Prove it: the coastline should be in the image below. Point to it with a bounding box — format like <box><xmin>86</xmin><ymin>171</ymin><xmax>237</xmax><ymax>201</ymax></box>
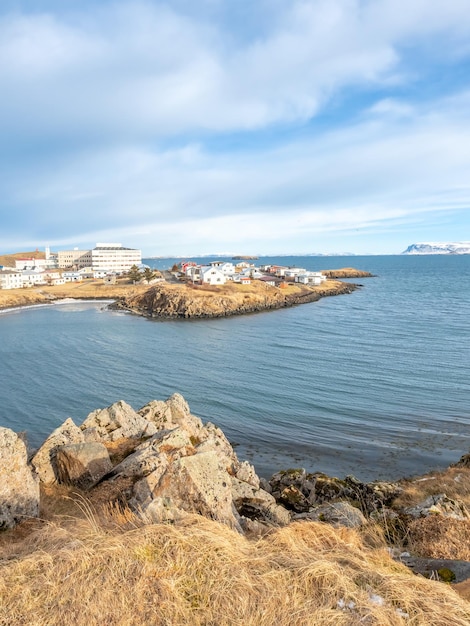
<box><xmin>110</xmin><ymin>279</ymin><xmax>359</xmax><ymax>320</ymax></box>
<box><xmin>0</xmin><ymin>269</ymin><xmax>369</xmax><ymax>318</ymax></box>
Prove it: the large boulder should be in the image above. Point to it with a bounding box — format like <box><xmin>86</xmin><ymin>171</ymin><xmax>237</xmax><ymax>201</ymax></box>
<box><xmin>131</xmin><ymin>450</ymin><xmax>240</xmax><ymax>529</ymax></box>
<box><xmin>81</xmin><ymin>400</ymin><xmax>157</xmax><ymax>441</ymax></box>
<box><xmin>0</xmin><ymin>428</ymin><xmax>39</xmax><ymax>529</ymax></box>
<box><xmin>31</xmin><ymin>418</ymin><xmax>84</xmax><ymax>484</ymax></box>
<box><xmin>55</xmin><ymin>442</ymin><xmax>113</xmax><ymax>489</ymax></box>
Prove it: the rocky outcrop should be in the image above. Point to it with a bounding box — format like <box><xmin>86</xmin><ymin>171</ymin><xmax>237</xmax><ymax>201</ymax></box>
<box><xmin>322</xmin><ymin>268</ymin><xmax>374</xmax><ymax>278</ymax></box>
<box><xmin>403</xmin><ymin>494</ymin><xmax>470</xmax><ymax>520</ymax></box>
<box><xmin>81</xmin><ymin>400</ymin><xmax>157</xmax><ymax>441</ymax></box>
<box><xmin>22</xmin><ymin>393</ymin><xmax>292</xmax><ymax>533</ymax></box>
<box><xmin>111</xmin><ymin>279</ymin><xmax>358</xmax><ymax>320</ymax></box>
<box><xmin>31</xmin><ymin>417</ymin><xmax>85</xmax><ymax>484</ymax></box>
<box><xmin>55</xmin><ymin>442</ymin><xmax>113</xmax><ymax>489</ymax></box>
<box><xmin>132</xmin><ymin>451</ymin><xmax>238</xmax><ymax>528</ymax></box>
<box><xmin>268</xmin><ymin>468</ymin><xmax>401</xmax><ymax>523</ymax></box>
<box><xmin>294</xmin><ymin>501</ymin><xmax>367</xmax><ymax>528</ymax></box>
<box><xmin>0</xmin><ymin>428</ymin><xmax>39</xmax><ymax>529</ymax></box>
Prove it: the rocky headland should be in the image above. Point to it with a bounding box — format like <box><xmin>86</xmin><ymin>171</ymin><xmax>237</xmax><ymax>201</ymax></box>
<box><xmin>2</xmin><ymin>393</ymin><xmax>470</xmax><ymax>623</ymax></box>
<box><xmin>111</xmin><ymin>278</ymin><xmax>358</xmax><ymax>319</ymax></box>
<box><xmin>0</xmin><ymin>268</ymin><xmax>371</xmax><ymax>317</ymax></box>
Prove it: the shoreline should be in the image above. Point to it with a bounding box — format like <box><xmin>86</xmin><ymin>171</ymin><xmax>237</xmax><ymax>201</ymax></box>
<box><xmin>110</xmin><ymin>279</ymin><xmax>359</xmax><ymax>320</ymax></box>
<box><xmin>0</xmin><ymin>267</ymin><xmax>372</xmax><ymax>316</ymax></box>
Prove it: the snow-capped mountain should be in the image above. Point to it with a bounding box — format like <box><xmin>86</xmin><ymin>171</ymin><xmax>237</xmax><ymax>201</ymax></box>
<box><xmin>402</xmin><ymin>242</ymin><xmax>470</xmax><ymax>255</ymax></box>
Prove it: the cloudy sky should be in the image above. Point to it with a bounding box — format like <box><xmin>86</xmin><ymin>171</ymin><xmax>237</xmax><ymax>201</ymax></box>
<box><xmin>1</xmin><ymin>0</ymin><xmax>470</xmax><ymax>256</ymax></box>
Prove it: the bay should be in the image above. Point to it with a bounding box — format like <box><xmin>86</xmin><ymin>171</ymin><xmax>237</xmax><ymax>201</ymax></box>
<box><xmin>0</xmin><ymin>254</ymin><xmax>469</xmax><ymax>481</ymax></box>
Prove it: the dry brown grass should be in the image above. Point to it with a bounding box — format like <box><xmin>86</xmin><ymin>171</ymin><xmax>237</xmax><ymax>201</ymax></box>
<box><xmin>0</xmin><ymin>281</ymin><xmax>150</xmax><ymax>310</ymax></box>
<box><xmin>385</xmin><ymin>467</ymin><xmax>470</xmax><ymax>561</ymax></box>
<box><xmin>406</xmin><ymin>517</ymin><xmax>470</xmax><ymax>561</ymax></box>
<box><xmin>1</xmin><ymin>501</ymin><xmax>470</xmax><ymax>626</ymax></box>
<box><xmin>395</xmin><ymin>467</ymin><xmax>470</xmax><ymax>510</ymax></box>
<box><xmin>0</xmin><ymin>250</ymin><xmax>45</xmax><ymax>267</ymax></box>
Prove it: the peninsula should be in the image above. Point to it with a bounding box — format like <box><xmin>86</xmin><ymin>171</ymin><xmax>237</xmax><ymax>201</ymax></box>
<box><xmin>0</xmin><ymin>276</ymin><xmax>359</xmax><ymax>318</ymax></box>
<box><xmin>0</xmin><ymin>251</ymin><xmax>373</xmax><ymax>317</ymax></box>
<box><xmin>111</xmin><ymin>278</ymin><xmax>358</xmax><ymax>319</ymax></box>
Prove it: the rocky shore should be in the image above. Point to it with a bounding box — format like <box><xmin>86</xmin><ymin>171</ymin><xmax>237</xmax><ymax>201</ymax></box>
<box><xmin>2</xmin><ymin>393</ymin><xmax>470</xmax><ymax>587</ymax></box>
<box><xmin>3</xmin><ymin>393</ymin><xmax>470</xmax><ymax>623</ymax></box>
<box><xmin>111</xmin><ymin>279</ymin><xmax>358</xmax><ymax>319</ymax></box>
<box><xmin>0</xmin><ymin>268</ymin><xmax>370</xmax><ymax>317</ymax></box>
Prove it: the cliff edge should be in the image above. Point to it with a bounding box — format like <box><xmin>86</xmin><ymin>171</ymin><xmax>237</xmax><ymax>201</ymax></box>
<box><xmin>111</xmin><ymin>279</ymin><xmax>357</xmax><ymax>319</ymax></box>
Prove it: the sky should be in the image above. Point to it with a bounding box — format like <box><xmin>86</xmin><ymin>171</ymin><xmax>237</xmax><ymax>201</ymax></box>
<box><xmin>1</xmin><ymin>0</ymin><xmax>470</xmax><ymax>256</ymax></box>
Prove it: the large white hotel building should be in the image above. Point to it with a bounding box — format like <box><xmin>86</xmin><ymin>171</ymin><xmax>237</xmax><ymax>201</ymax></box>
<box><xmin>57</xmin><ymin>243</ymin><xmax>142</xmax><ymax>273</ymax></box>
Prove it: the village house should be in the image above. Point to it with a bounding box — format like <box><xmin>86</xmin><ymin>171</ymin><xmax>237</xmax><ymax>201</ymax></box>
<box><xmin>43</xmin><ymin>271</ymin><xmax>66</xmax><ymax>286</ymax></box>
<box><xmin>21</xmin><ymin>269</ymin><xmax>47</xmax><ymax>287</ymax></box>
<box><xmin>232</xmin><ymin>275</ymin><xmax>251</xmax><ymax>285</ymax></box>
<box><xmin>295</xmin><ymin>272</ymin><xmax>326</xmax><ymax>285</ymax></box>
<box><xmin>257</xmin><ymin>275</ymin><xmax>282</xmax><ymax>287</ymax></box>
<box><xmin>62</xmin><ymin>271</ymin><xmax>83</xmax><ymax>282</ymax></box>
<box><xmin>267</xmin><ymin>265</ymin><xmax>289</xmax><ymax>277</ymax></box>
<box><xmin>15</xmin><ymin>258</ymin><xmax>48</xmax><ymax>271</ymax></box>
<box><xmin>0</xmin><ymin>269</ymin><xmax>23</xmax><ymax>290</ymax></box>
<box><xmin>284</xmin><ymin>267</ymin><xmax>306</xmax><ymax>279</ymax></box>
<box><xmin>185</xmin><ymin>265</ymin><xmax>201</xmax><ymax>282</ymax></box>
<box><xmin>209</xmin><ymin>261</ymin><xmax>235</xmax><ymax>276</ymax></box>
<box><xmin>200</xmin><ymin>266</ymin><xmax>227</xmax><ymax>285</ymax></box>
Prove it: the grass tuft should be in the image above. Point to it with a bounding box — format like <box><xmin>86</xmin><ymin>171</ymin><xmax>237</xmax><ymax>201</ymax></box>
<box><xmin>1</xmin><ymin>501</ymin><xmax>470</xmax><ymax>625</ymax></box>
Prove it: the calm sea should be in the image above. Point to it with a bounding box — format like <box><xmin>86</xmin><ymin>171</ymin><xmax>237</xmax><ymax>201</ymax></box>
<box><xmin>0</xmin><ymin>255</ymin><xmax>469</xmax><ymax>481</ymax></box>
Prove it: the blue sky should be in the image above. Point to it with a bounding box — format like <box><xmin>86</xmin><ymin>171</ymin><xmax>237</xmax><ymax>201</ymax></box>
<box><xmin>1</xmin><ymin>0</ymin><xmax>469</xmax><ymax>256</ymax></box>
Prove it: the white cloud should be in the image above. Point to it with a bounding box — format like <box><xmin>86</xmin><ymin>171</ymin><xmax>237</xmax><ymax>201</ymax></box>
<box><xmin>1</xmin><ymin>0</ymin><xmax>469</xmax><ymax>139</ymax></box>
<box><xmin>1</xmin><ymin>1</ymin><xmax>470</xmax><ymax>254</ymax></box>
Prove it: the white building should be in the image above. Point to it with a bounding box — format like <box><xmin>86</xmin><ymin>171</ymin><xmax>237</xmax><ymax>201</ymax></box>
<box><xmin>200</xmin><ymin>266</ymin><xmax>227</xmax><ymax>285</ymax></box>
<box><xmin>57</xmin><ymin>248</ymin><xmax>92</xmax><ymax>269</ymax></box>
<box><xmin>209</xmin><ymin>261</ymin><xmax>236</xmax><ymax>276</ymax></box>
<box><xmin>284</xmin><ymin>268</ymin><xmax>306</xmax><ymax>278</ymax></box>
<box><xmin>21</xmin><ymin>270</ymin><xmax>47</xmax><ymax>287</ymax></box>
<box><xmin>15</xmin><ymin>258</ymin><xmax>48</xmax><ymax>271</ymax></box>
<box><xmin>62</xmin><ymin>271</ymin><xmax>83</xmax><ymax>282</ymax></box>
<box><xmin>91</xmin><ymin>243</ymin><xmax>142</xmax><ymax>273</ymax></box>
<box><xmin>0</xmin><ymin>270</ymin><xmax>23</xmax><ymax>290</ymax></box>
<box><xmin>295</xmin><ymin>272</ymin><xmax>326</xmax><ymax>285</ymax></box>
<box><xmin>57</xmin><ymin>243</ymin><xmax>141</xmax><ymax>273</ymax></box>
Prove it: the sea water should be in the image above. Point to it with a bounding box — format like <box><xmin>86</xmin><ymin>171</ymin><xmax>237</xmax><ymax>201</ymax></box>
<box><xmin>0</xmin><ymin>255</ymin><xmax>469</xmax><ymax>481</ymax></box>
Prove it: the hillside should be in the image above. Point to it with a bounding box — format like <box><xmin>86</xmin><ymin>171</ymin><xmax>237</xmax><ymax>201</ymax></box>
<box><xmin>0</xmin><ymin>250</ymin><xmax>46</xmax><ymax>267</ymax></box>
<box><xmin>0</xmin><ymin>280</ymin><xmax>152</xmax><ymax>310</ymax></box>
<box><xmin>112</xmin><ymin>279</ymin><xmax>357</xmax><ymax>319</ymax></box>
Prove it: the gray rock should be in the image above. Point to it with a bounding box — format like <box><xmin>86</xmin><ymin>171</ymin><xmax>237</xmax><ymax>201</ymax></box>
<box><xmin>81</xmin><ymin>400</ymin><xmax>157</xmax><ymax>441</ymax></box>
<box><xmin>404</xmin><ymin>494</ymin><xmax>470</xmax><ymax>520</ymax></box>
<box><xmin>0</xmin><ymin>428</ymin><xmax>39</xmax><ymax>529</ymax></box>
<box><xmin>138</xmin><ymin>393</ymin><xmax>203</xmax><ymax>438</ymax></box>
<box><xmin>31</xmin><ymin>418</ymin><xmax>85</xmax><ymax>484</ymax></box>
<box><xmin>399</xmin><ymin>555</ymin><xmax>470</xmax><ymax>583</ymax></box>
<box><xmin>55</xmin><ymin>442</ymin><xmax>113</xmax><ymax>489</ymax></box>
<box><xmin>232</xmin><ymin>477</ymin><xmax>291</xmax><ymax>526</ymax></box>
<box><xmin>110</xmin><ymin>428</ymin><xmax>194</xmax><ymax>478</ymax></box>
<box><xmin>131</xmin><ymin>450</ymin><xmax>240</xmax><ymax>529</ymax></box>
<box><xmin>235</xmin><ymin>460</ymin><xmax>260</xmax><ymax>489</ymax></box>
<box><xmin>196</xmin><ymin>422</ymin><xmax>238</xmax><ymax>471</ymax></box>
<box><xmin>294</xmin><ymin>501</ymin><xmax>367</xmax><ymax>528</ymax></box>
<box><xmin>278</xmin><ymin>485</ymin><xmax>310</xmax><ymax>512</ymax></box>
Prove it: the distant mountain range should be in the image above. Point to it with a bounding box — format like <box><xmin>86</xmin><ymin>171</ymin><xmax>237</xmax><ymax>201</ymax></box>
<box><xmin>402</xmin><ymin>242</ymin><xmax>470</xmax><ymax>255</ymax></box>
